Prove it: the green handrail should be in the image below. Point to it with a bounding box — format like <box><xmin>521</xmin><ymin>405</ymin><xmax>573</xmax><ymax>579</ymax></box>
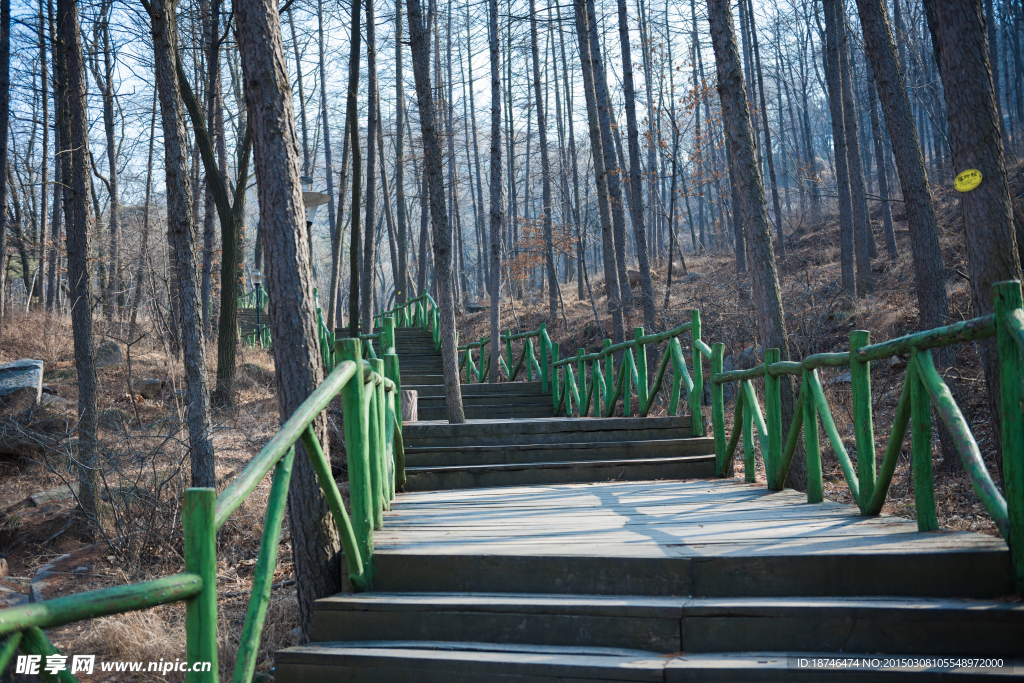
<box><xmin>706</xmin><ymin>281</ymin><xmax>1024</xmax><ymax>593</ymax></box>
<box><xmin>0</xmin><ymin>327</ymin><xmax>407</xmax><ymax>682</ymax></box>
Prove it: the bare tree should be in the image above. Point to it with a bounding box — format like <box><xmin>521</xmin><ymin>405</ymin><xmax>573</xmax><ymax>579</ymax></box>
<box><xmin>924</xmin><ymin>0</ymin><xmax>1022</xmax><ymax>459</ymax></box>
<box><xmin>487</xmin><ymin>0</ymin><xmax>502</xmax><ymax>383</ymax></box>
<box><xmin>706</xmin><ymin>0</ymin><xmax>798</xmax><ymax>487</ymax></box>
<box><xmin>57</xmin><ymin>0</ymin><xmax>101</xmax><ymax>521</ymax></box>
<box><xmin>236</xmin><ymin>0</ymin><xmax>342</xmax><ymax>637</ymax></box>
<box><xmin>406</xmin><ymin>0</ymin><xmax>465</xmax><ymax>422</ymax></box>
<box><xmin>145</xmin><ymin>0</ymin><xmax>216</xmax><ymax>488</ymax></box>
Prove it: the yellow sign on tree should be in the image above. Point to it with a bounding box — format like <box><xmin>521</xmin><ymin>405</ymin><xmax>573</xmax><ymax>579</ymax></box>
<box><xmin>954</xmin><ymin>169</ymin><xmax>983</xmax><ymax>192</ymax></box>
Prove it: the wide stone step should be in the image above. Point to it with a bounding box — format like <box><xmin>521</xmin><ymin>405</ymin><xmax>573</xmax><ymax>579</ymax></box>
<box><xmin>416</xmin><ymin>393</ymin><xmax>550</xmax><ymax>408</ymax></box>
<box><xmin>404</xmin><ymin>455</ymin><xmax>714</xmax><ymax>490</ymax></box>
<box><xmin>276</xmin><ymin>643</ymin><xmax>1020</xmax><ymax>682</ymax></box>
<box><xmin>403</xmin><ymin>416</ymin><xmax>697</xmax><ymax>448</ymax></box>
<box><xmin>417</xmin><ymin>405</ymin><xmax>553</xmax><ymax>422</ymax></box>
<box><xmin>404</xmin><ymin>437</ymin><xmax>717</xmax><ymax>468</ymax></box>
<box><xmin>307</xmin><ymin>593</ymin><xmax>1024</xmax><ymax>657</ymax></box>
<box><xmin>401</xmin><ymin>374</ymin><xmax>445</xmax><ymax>386</ymax></box>
<box><xmin>407</xmin><ymin>382</ymin><xmax>544</xmax><ymax>398</ymax></box>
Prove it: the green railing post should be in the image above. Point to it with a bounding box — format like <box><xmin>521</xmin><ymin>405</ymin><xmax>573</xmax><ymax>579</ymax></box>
<box><xmin>690</xmin><ymin>310</ymin><xmax>705</xmax><ymax>435</ymax></box>
<box><xmin>909</xmin><ymin>355</ymin><xmax>939</xmax><ymax>531</ymax></box>
<box><xmin>551</xmin><ymin>343</ymin><xmax>560</xmax><ymax>415</ymax></box>
<box><xmin>337</xmin><ymin>339</ymin><xmax>373</xmax><ymax>562</ymax></box>
<box><xmin>539</xmin><ymin>324</ymin><xmax>549</xmax><ymax>392</ymax></box>
<box><xmin>742</xmin><ymin>382</ymin><xmax>755</xmax><ymax>483</ymax></box>
<box><xmin>526</xmin><ymin>337</ymin><xmax>535</xmax><ymax>382</ymax></box>
<box><xmin>504</xmin><ymin>330</ymin><xmax>513</xmax><ymax>380</ymax></box>
<box><xmin>634</xmin><ymin>327</ymin><xmax>648</xmax><ymax>414</ymax></box>
<box><xmin>184</xmin><ymin>488</ymin><xmax>218</xmax><ymax>683</ymax></box>
<box><xmin>577</xmin><ymin>349</ymin><xmax>587</xmax><ymax>417</ymax></box>
<box><xmin>385</xmin><ymin>349</ymin><xmax>402</xmax><ymax>427</ymax></box>
<box><xmin>370</xmin><ymin>358</ymin><xmax>387</xmax><ymax>526</ymax></box>
<box><xmin>764</xmin><ymin>348</ymin><xmax>782</xmax><ymax>489</ymax></box>
<box><xmin>382</xmin><ymin>316</ymin><xmax>396</xmax><ymax>353</ymax></box>
<box><xmin>804</xmin><ymin>369</ymin><xmax>823</xmax><ymax>503</ymax></box>
<box><xmin>993</xmin><ymin>280</ymin><xmax>1024</xmax><ymax>592</ymax></box>
<box><xmin>850</xmin><ymin>330</ymin><xmax>876</xmax><ymax>507</ymax></box>
<box><xmin>479</xmin><ymin>336</ymin><xmax>487</xmax><ymax>381</ymax></box>
<box><xmin>712</xmin><ymin>343</ymin><xmax>726</xmax><ymax>475</ymax></box>
<box><xmin>602</xmin><ymin>339</ymin><xmax>613</xmax><ymax>409</ymax></box>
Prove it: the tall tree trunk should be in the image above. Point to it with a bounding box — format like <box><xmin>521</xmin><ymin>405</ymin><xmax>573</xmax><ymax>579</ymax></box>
<box><xmin>573</xmin><ymin>0</ymin><xmax>624</xmax><ymax>344</ymax></box>
<box><xmin>856</xmin><ymin>0</ymin><xmax>948</xmax><ymax>332</ymax></box>
<box><xmin>707</xmin><ymin>0</ymin><xmax>798</xmax><ymax>488</ymax></box>
<box><xmin>487</xmin><ymin>0</ymin><xmax>502</xmax><ymax>383</ymax></box>
<box><xmin>617</xmin><ymin>0</ymin><xmax>656</xmax><ymax>333</ymax></box>
<box><xmin>837</xmin><ymin>4</ymin><xmax>874</xmax><ymax>291</ymax></box>
<box><xmin>236</xmin><ymin>0</ymin><xmax>342</xmax><ymax>638</ymax></box>
<box><xmin>57</xmin><ymin>0</ymin><xmax>101</xmax><ymax>522</ymax></box>
<box><xmin>148</xmin><ymin>0</ymin><xmax>216</xmax><ymax>489</ymax></box>
<box><xmin>131</xmin><ymin>90</ymin><xmax>158</xmax><ymax>335</ymax></box>
<box><xmin>749</xmin><ymin>4</ymin><xmax>785</xmax><ymax>260</ymax></box>
<box><xmin>529</xmin><ymin>0</ymin><xmax>558</xmax><ymax>320</ymax></box>
<box><xmin>318</xmin><ymin>0</ymin><xmax>336</xmax><ymax>296</ymax></box>
<box><xmin>407</xmin><ymin>0</ymin><xmax>465</xmax><ymax>422</ymax></box>
<box><xmin>865</xmin><ymin>58</ymin><xmax>898</xmax><ymax>259</ymax></box>
<box><xmin>395</xmin><ymin>0</ymin><xmax>408</xmax><ymax>305</ymax></box>
<box><xmin>45</xmin><ymin>0</ymin><xmax>59</xmax><ymax>313</ymax></box>
<box><xmin>360</xmin><ymin>0</ymin><xmax>379</xmax><ymax>334</ymax></box>
<box><xmin>924</xmin><ymin>0</ymin><xmax>1022</xmax><ymax>462</ymax></box>
<box><xmin>823</xmin><ymin>0</ymin><xmax>857</xmax><ymax>297</ymax></box>
<box><xmin>585</xmin><ymin>0</ymin><xmax>631</xmax><ymax>325</ymax></box>
<box><xmin>344</xmin><ymin>0</ymin><xmax>362</xmax><ymax>336</ymax></box>
<box><xmin>36</xmin><ymin>0</ymin><xmax>48</xmax><ymax>310</ymax></box>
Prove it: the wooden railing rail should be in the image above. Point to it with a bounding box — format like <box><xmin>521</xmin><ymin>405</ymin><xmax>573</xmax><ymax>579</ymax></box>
<box><xmin>0</xmin><ymin>327</ymin><xmax>407</xmax><ymax>682</ymax></box>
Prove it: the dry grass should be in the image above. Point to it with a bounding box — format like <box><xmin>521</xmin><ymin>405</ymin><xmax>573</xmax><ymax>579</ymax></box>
<box><xmin>0</xmin><ymin>312</ymin><xmax>294</xmax><ymax>680</ymax></box>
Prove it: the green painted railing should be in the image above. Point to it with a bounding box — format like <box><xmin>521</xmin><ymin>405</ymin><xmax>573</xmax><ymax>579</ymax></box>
<box><xmin>706</xmin><ymin>281</ymin><xmax>1024</xmax><ymax>592</ymax></box>
<box><xmin>0</xmin><ymin>331</ymin><xmax>407</xmax><ymax>682</ymax></box>
<box><xmin>392</xmin><ymin>281</ymin><xmax>1024</xmax><ymax>593</ymax></box>
<box><xmin>237</xmin><ymin>288</ymin><xmax>267</xmax><ymax>311</ymax></box>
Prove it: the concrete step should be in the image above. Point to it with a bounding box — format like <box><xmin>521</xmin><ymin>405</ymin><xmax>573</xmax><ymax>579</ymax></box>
<box><xmin>404</xmin><ymin>437</ymin><xmax>717</xmax><ymax>468</ymax></box>
<box><xmin>401</xmin><ymin>374</ymin><xmax>445</xmax><ymax>386</ymax></box>
<box><xmin>407</xmin><ymin>382</ymin><xmax>544</xmax><ymax>398</ymax></box>
<box><xmin>416</xmin><ymin>394</ymin><xmax>550</xmax><ymax>408</ymax></box>
<box><xmin>417</xmin><ymin>405</ymin><xmax>553</xmax><ymax>422</ymax></box>
<box><xmin>307</xmin><ymin>593</ymin><xmax>1024</xmax><ymax>657</ymax></box>
<box><xmin>403</xmin><ymin>416</ymin><xmax>697</xmax><ymax>448</ymax></box>
<box><xmin>365</xmin><ymin>547</ymin><xmax>1013</xmax><ymax>598</ymax></box>
<box><xmin>404</xmin><ymin>454</ymin><xmax>715</xmax><ymax>490</ymax></box>
<box><xmin>276</xmin><ymin>643</ymin><xmax>1021</xmax><ymax>682</ymax></box>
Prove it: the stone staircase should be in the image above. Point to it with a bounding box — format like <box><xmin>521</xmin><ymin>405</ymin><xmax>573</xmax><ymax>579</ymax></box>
<box><xmin>386</xmin><ymin>326</ymin><xmax>553</xmax><ymax>420</ymax></box>
<box><xmin>237</xmin><ymin>307</ymin><xmax>266</xmax><ymax>341</ymax></box>
<box><xmin>275</xmin><ymin>326</ymin><xmax>1023</xmax><ymax>681</ymax></box>
<box><xmin>402</xmin><ymin>416</ymin><xmax>715</xmax><ymax>490</ymax></box>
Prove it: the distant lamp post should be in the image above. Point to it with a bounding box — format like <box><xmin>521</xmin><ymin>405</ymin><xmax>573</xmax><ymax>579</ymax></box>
<box><xmin>301</xmin><ymin>175</ymin><xmax>330</xmax><ymax>227</ymax></box>
<box><xmin>300</xmin><ymin>175</ymin><xmax>330</xmax><ymax>278</ymax></box>
<box><xmin>249</xmin><ymin>269</ymin><xmax>266</xmax><ymax>347</ymax></box>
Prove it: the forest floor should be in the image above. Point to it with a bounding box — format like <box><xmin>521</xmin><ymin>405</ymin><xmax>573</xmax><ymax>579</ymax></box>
<box><xmin>0</xmin><ymin>165</ymin><xmax>1020</xmax><ymax>681</ymax></box>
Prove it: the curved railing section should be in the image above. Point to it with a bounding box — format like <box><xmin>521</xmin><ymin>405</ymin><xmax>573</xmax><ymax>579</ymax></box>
<box><xmin>0</xmin><ymin>333</ymin><xmax>406</xmax><ymax>682</ymax></box>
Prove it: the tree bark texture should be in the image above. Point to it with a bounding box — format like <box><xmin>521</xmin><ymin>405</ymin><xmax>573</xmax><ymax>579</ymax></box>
<box><xmin>856</xmin><ymin>0</ymin><xmax>948</xmax><ymax>332</ymax></box>
<box><xmin>924</xmin><ymin>0</ymin><xmax>1022</xmax><ymax>459</ymax></box>
<box><xmin>57</xmin><ymin>0</ymin><xmax>101</xmax><ymax>522</ymax></box>
<box><xmin>706</xmin><ymin>0</ymin><xmax>798</xmax><ymax>488</ymax></box>
<box><xmin>407</xmin><ymin>0</ymin><xmax>465</xmax><ymax>422</ymax></box>
<box><xmin>236</xmin><ymin>0</ymin><xmax>342</xmax><ymax>637</ymax></box>
<box><xmin>148</xmin><ymin>0</ymin><xmax>216</xmax><ymax>489</ymax></box>
<box><xmin>488</xmin><ymin>0</ymin><xmax>502</xmax><ymax>383</ymax></box>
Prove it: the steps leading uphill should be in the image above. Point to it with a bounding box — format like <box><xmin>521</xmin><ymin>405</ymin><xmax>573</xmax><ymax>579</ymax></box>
<box><xmin>277</xmin><ymin>326</ymin><xmax>1023</xmax><ymax>681</ymax></box>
